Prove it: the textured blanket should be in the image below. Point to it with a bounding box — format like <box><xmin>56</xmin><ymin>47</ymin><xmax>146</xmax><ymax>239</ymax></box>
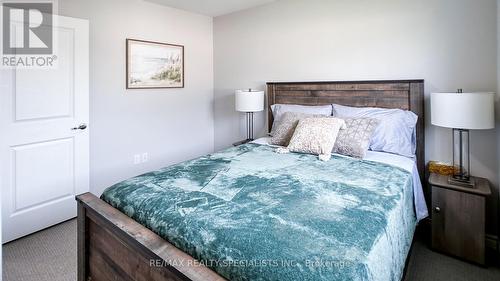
<box><xmin>101</xmin><ymin>144</ymin><xmax>416</xmax><ymax>281</ymax></box>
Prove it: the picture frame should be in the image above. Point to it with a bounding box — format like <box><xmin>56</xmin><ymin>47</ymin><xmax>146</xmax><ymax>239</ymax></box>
<box><xmin>126</xmin><ymin>39</ymin><xmax>184</xmax><ymax>89</ymax></box>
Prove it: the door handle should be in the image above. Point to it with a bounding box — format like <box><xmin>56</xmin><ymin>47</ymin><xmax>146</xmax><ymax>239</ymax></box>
<box><xmin>71</xmin><ymin>123</ymin><xmax>87</xmax><ymax>131</ymax></box>
<box><xmin>434</xmin><ymin>206</ymin><xmax>441</xmax><ymax>213</ymax></box>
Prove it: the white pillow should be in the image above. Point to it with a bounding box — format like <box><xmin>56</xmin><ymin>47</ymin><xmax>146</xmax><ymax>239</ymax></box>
<box><xmin>287</xmin><ymin>117</ymin><xmax>346</xmax><ymax>161</ymax></box>
<box><xmin>271</xmin><ymin>104</ymin><xmax>332</xmax><ymax>122</ymax></box>
<box><xmin>332</xmin><ymin>104</ymin><xmax>418</xmax><ymax>157</ymax></box>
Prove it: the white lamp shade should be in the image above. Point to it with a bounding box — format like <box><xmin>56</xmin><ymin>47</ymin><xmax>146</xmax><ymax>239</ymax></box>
<box><xmin>431</xmin><ymin>92</ymin><xmax>495</xmax><ymax>130</ymax></box>
<box><xmin>235</xmin><ymin>90</ymin><xmax>264</xmax><ymax>112</ymax></box>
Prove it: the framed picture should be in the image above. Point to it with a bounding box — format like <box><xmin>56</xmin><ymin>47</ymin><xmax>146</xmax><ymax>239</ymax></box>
<box><xmin>126</xmin><ymin>39</ymin><xmax>184</xmax><ymax>89</ymax></box>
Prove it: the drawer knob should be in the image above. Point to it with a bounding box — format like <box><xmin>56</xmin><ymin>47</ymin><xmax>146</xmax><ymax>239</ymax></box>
<box><xmin>434</xmin><ymin>206</ymin><xmax>441</xmax><ymax>213</ymax></box>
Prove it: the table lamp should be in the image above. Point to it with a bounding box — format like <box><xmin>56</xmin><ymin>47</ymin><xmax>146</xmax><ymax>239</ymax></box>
<box><xmin>235</xmin><ymin>89</ymin><xmax>264</xmax><ymax>143</ymax></box>
<box><xmin>431</xmin><ymin>90</ymin><xmax>495</xmax><ymax>187</ymax></box>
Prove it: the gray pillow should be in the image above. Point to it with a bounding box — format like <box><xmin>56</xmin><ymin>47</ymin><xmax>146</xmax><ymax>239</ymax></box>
<box><xmin>332</xmin><ymin>118</ymin><xmax>380</xmax><ymax>159</ymax></box>
<box><xmin>270</xmin><ymin>112</ymin><xmax>321</xmax><ymax>146</ymax></box>
<box><xmin>271</xmin><ymin>104</ymin><xmax>332</xmax><ymax>123</ymax></box>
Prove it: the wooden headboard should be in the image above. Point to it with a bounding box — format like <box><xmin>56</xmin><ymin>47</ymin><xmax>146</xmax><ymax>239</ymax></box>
<box><xmin>267</xmin><ymin>80</ymin><xmax>425</xmax><ymax>181</ymax></box>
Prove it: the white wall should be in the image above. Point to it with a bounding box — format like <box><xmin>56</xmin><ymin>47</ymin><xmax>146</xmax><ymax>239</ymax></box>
<box><xmin>0</xmin><ymin>191</ymin><xmax>2</xmax><ymax>281</ymax></box>
<box><xmin>58</xmin><ymin>0</ymin><xmax>214</xmax><ymax>195</ymax></box>
<box><xmin>497</xmin><ymin>0</ymin><xmax>500</xmax><ymax>243</ymax></box>
<box><xmin>214</xmin><ymin>0</ymin><xmax>499</xmax><ymax>234</ymax></box>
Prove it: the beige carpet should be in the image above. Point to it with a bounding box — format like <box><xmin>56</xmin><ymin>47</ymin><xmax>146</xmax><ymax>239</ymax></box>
<box><xmin>2</xmin><ymin>219</ymin><xmax>500</xmax><ymax>281</ymax></box>
<box><xmin>3</xmin><ymin>220</ymin><xmax>76</xmax><ymax>281</ymax></box>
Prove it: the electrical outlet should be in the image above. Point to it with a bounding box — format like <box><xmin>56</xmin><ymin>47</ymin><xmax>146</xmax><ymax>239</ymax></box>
<box><xmin>133</xmin><ymin>154</ymin><xmax>141</xmax><ymax>164</ymax></box>
<box><xmin>141</xmin><ymin>153</ymin><xmax>149</xmax><ymax>163</ymax></box>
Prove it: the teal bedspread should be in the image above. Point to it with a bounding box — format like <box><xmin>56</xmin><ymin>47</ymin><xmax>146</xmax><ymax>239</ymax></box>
<box><xmin>101</xmin><ymin>144</ymin><xmax>416</xmax><ymax>281</ymax></box>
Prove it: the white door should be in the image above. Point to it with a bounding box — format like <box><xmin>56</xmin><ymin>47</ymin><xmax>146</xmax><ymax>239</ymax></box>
<box><xmin>0</xmin><ymin>16</ymin><xmax>89</xmax><ymax>243</ymax></box>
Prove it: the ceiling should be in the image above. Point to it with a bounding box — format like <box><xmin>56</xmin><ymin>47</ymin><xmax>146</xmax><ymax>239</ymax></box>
<box><xmin>144</xmin><ymin>0</ymin><xmax>276</xmax><ymax>17</ymax></box>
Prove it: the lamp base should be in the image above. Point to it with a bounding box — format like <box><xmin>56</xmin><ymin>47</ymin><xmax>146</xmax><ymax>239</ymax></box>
<box><xmin>448</xmin><ymin>175</ymin><xmax>475</xmax><ymax>188</ymax></box>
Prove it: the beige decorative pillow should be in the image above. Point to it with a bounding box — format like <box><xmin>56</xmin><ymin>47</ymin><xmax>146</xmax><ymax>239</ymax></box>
<box><xmin>287</xmin><ymin>117</ymin><xmax>346</xmax><ymax>161</ymax></box>
<box><xmin>333</xmin><ymin>118</ymin><xmax>380</xmax><ymax>159</ymax></box>
<box><xmin>270</xmin><ymin>112</ymin><xmax>323</xmax><ymax>146</ymax></box>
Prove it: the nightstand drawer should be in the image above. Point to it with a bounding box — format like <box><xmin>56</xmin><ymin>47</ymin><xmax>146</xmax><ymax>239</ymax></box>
<box><xmin>431</xmin><ymin>186</ymin><xmax>485</xmax><ymax>264</ymax></box>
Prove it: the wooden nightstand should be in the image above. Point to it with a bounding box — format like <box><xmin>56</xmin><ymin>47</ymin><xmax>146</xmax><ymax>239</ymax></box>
<box><xmin>430</xmin><ymin>173</ymin><xmax>491</xmax><ymax>265</ymax></box>
<box><xmin>232</xmin><ymin>139</ymin><xmax>252</xmax><ymax>146</ymax></box>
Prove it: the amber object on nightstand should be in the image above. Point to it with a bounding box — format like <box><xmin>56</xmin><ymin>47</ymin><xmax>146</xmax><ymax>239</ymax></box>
<box><xmin>428</xmin><ymin>161</ymin><xmax>460</xmax><ymax>176</ymax></box>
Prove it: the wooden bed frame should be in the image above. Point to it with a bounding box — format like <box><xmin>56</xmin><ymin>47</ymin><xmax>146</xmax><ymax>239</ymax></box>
<box><xmin>77</xmin><ymin>80</ymin><xmax>425</xmax><ymax>281</ymax></box>
<box><xmin>267</xmin><ymin>80</ymin><xmax>425</xmax><ymax>182</ymax></box>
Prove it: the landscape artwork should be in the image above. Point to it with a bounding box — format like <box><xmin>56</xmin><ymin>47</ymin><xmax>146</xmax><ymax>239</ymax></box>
<box><xmin>126</xmin><ymin>39</ymin><xmax>184</xmax><ymax>89</ymax></box>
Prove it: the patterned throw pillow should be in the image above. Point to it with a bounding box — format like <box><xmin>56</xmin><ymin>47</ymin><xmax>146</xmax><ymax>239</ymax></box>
<box><xmin>332</xmin><ymin>118</ymin><xmax>380</xmax><ymax>159</ymax></box>
<box><xmin>270</xmin><ymin>112</ymin><xmax>322</xmax><ymax>146</ymax></box>
<box><xmin>287</xmin><ymin>117</ymin><xmax>346</xmax><ymax>161</ymax></box>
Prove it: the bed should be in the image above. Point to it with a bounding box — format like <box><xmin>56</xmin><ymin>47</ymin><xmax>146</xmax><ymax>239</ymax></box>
<box><xmin>76</xmin><ymin>80</ymin><xmax>426</xmax><ymax>281</ymax></box>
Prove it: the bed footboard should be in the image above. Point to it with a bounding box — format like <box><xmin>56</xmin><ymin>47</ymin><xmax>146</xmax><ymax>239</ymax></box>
<box><xmin>76</xmin><ymin>192</ymin><xmax>225</xmax><ymax>281</ymax></box>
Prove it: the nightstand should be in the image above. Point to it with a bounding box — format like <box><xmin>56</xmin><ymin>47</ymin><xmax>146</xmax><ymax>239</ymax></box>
<box><xmin>430</xmin><ymin>173</ymin><xmax>491</xmax><ymax>265</ymax></box>
<box><xmin>232</xmin><ymin>139</ymin><xmax>252</xmax><ymax>146</ymax></box>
